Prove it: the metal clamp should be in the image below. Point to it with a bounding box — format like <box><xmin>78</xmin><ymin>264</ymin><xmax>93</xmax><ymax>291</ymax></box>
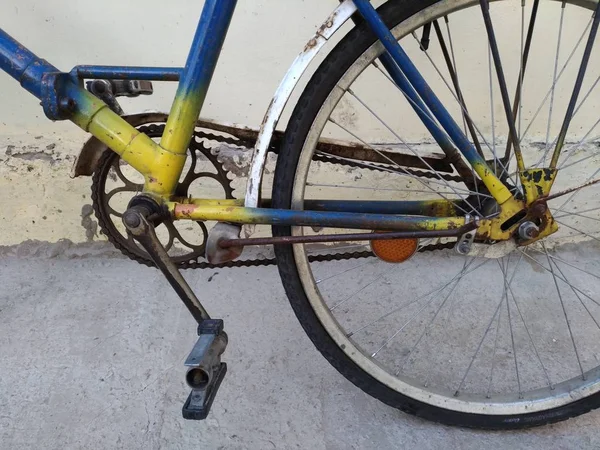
<box><xmin>86</xmin><ymin>79</ymin><xmax>154</xmax><ymax>114</ymax></box>
<box><xmin>455</xmin><ymin>215</ymin><xmax>477</xmax><ymax>255</ymax></box>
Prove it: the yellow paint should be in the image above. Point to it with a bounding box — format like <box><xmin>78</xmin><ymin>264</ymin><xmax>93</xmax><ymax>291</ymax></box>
<box><xmin>475</xmin><ymin>196</ymin><xmax>526</xmax><ymax>241</ymax></box>
<box><xmin>69</xmin><ymin>87</ymin><xmax>187</xmax><ymax>197</ymax></box>
<box><xmin>161</xmin><ymin>95</ymin><xmax>202</xmax><ymax>156</ymax></box>
<box><xmin>167</xmin><ymin>201</ymin><xmax>466</xmax><ymax>231</ymax></box>
<box><xmin>172</xmin><ymin>198</ymin><xmax>246</xmax><ymax>207</ymax></box>
<box><xmin>520</xmin><ymin>169</ymin><xmax>557</xmax><ymax>205</ymax></box>
<box><xmin>475</xmin><ymin>162</ymin><xmax>513</xmax><ymax>205</ymax></box>
<box><xmin>169</xmin><ymin>204</ymin><xmax>266</xmax><ymax>223</ymax></box>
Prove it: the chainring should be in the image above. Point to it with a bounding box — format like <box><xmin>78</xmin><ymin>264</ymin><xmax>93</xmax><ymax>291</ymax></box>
<box><xmin>92</xmin><ymin>122</ymin><xmax>234</xmax><ymax>268</ymax></box>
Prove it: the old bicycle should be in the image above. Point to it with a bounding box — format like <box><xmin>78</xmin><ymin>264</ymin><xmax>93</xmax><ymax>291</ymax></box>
<box><xmin>2</xmin><ymin>0</ymin><xmax>600</xmax><ymax>429</ymax></box>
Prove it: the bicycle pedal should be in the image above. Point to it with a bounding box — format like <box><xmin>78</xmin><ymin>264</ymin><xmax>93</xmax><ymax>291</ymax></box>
<box><xmin>182</xmin><ymin>319</ymin><xmax>228</xmax><ymax>420</ymax></box>
<box><xmin>182</xmin><ymin>362</ymin><xmax>227</xmax><ymax>420</ymax></box>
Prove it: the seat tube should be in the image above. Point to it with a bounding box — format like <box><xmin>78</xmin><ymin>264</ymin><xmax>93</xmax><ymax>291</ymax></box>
<box><xmin>160</xmin><ymin>0</ymin><xmax>237</xmax><ymax>160</ymax></box>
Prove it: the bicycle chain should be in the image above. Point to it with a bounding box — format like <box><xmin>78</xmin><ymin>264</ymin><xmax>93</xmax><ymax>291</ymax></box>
<box><xmin>95</xmin><ymin>123</ymin><xmax>460</xmax><ymax>270</ymax></box>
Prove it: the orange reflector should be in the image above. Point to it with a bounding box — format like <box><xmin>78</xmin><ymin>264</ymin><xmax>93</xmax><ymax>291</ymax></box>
<box><xmin>370</xmin><ymin>233</ymin><xmax>418</xmax><ymax>263</ymax></box>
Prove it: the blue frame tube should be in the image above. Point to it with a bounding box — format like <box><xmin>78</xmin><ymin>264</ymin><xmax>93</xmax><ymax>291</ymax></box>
<box><xmin>0</xmin><ymin>28</ymin><xmax>58</xmax><ymax>99</ymax></box>
<box><xmin>160</xmin><ymin>0</ymin><xmax>238</xmax><ymax>155</ymax></box>
<box><xmin>378</xmin><ymin>54</ymin><xmax>456</xmax><ymax>155</ymax></box>
<box><xmin>70</xmin><ymin>65</ymin><xmax>183</xmax><ymax>81</ymax></box>
<box><xmin>353</xmin><ymin>0</ymin><xmax>513</xmax><ymax>204</ymax></box>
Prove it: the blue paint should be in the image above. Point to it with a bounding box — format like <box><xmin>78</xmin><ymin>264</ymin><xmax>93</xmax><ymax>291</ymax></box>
<box><xmin>0</xmin><ymin>28</ymin><xmax>58</xmax><ymax>99</ymax></box>
<box><xmin>243</xmin><ymin>207</ymin><xmax>455</xmax><ymax>231</ymax></box>
<box><xmin>70</xmin><ymin>65</ymin><xmax>183</xmax><ymax>81</ymax></box>
<box><xmin>174</xmin><ymin>0</ymin><xmax>237</xmax><ymax>99</ymax></box>
<box><xmin>378</xmin><ymin>54</ymin><xmax>458</xmax><ymax>155</ymax></box>
<box><xmin>301</xmin><ymin>199</ymin><xmax>455</xmax><ymax>216</ymax></box>
<box><xmin>353</xmin><ymin>0</ymin><xmax>491</xmax><ymax>170</ymax></box>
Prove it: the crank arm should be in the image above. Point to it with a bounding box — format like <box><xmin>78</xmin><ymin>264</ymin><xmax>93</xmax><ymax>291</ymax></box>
<box><xmin>123</xmin><ymin>201</ymin><xmax>229</xmax><ymax>420</ymax></box>
<box><xmin>122</xmin><ymin>204</ymin><xmax>209</xmax><ymax>323</ymax></box>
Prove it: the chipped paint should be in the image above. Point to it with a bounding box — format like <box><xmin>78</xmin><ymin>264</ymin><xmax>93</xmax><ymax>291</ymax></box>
<box><xmin>245</xmin><ymin>0</ymin><xmax>357</xmax><ymax>209</ymax></box>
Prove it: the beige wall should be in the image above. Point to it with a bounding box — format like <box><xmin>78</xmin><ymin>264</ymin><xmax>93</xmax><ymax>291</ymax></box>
<box><xmin>0</xmin><ymin>0</ymin><xmax>339</xmax><ymax>132</ymax></box>
<box><xmin>0</xmin><ymin>0</ymin><xmax>597</xmax><ymax>246</ymax></box>
<box><xmin>0</xmin><ymin>1</ymin><xmax>595</xmax><ymax>137</ymax></box>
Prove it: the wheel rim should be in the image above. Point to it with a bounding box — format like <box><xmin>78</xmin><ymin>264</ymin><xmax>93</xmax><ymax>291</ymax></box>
<box><xmin>290</xmin><ymin>0</ymin><xmax>600</xmax><ymax>415</ymax></box>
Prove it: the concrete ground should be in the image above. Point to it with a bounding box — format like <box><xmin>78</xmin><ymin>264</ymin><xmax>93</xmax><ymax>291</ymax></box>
<box><xmin>1</xmin><ymin>245</ymin><xmax>600</xmax><ymax>450</ymax></box>
<box><xmin>0</xmin><ymin>244</ymin><xmax>600</xmax><ymax>450</ymax></box>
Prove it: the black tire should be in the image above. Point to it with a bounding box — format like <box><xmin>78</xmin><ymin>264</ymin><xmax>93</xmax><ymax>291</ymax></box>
<box><xmin>271</xmin><ymin>0</ymin><xmax>600</xmax><ymax>429</ymax></box>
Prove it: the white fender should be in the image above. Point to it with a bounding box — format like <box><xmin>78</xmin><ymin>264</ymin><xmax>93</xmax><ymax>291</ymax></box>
<box><xmin>244</xmin><ymin>0</ymin><xmax>357</xmax><ymax>208</ymax></box>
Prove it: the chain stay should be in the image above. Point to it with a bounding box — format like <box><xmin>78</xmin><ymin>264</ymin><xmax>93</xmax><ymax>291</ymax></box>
<box><xmin>96</xmin><ymin>122</ymin><xmax>462</xmax><ymax>269</ymax></box>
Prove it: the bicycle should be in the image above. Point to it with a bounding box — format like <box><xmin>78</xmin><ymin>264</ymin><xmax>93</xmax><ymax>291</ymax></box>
<box><xmin>2</xmin><ymin>0</ymin><xmax>600</xmax><ymax>429</ymax></box>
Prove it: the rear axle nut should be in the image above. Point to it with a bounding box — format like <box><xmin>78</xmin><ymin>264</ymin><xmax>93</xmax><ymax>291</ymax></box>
<box><xmin>518</xmin><ymin>221</ymin><xmax>540</xmax><ymax>240</ymax></box>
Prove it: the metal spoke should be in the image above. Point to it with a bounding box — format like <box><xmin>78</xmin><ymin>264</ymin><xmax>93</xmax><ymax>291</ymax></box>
<box><xmin>411</xmin><ymin>29</ymin><xmax>483</xmax><ymax>156</ymax></box>
<box><xmin>345</xmin><ymin>89</ymin><xmax>480</xmax><ymax>213</ymax></box>
<box><xmin>555</xmin><ymin>205</ymin><xmax>600</xmax><ymax>220</ymax></box>
<box><xmin>543</xmin><ymin>2</ymin><xmax>566</xmax><ymax>165</ymax></box>
<box><xmin>550</xmin><ymin>3</ymin><xmax>600</xmax><ymax>167</ymax></box>
<box><xmin>442</xmin><ymin>16</ymin><xmax>468</xmax><ymax>135</ymax></box>
<box><xmin>330</xmin><ymin>265</ymin><xmax>398</xmax><ymax>311</ymax></box>
<box><xmin>396</xmin><ymin>258</ymin><xmax>492</xmax><ymax>375</ymax></box>
<box><xmin>349</xmin><ymin>259</ymin><xmax>489</xmax><ymax>338</ymax></box>
<box><xmin>501</xmin><ymin>257</ymin><xmax>523</xmax><ymax>397</ymax></box>
<box><xmin>556</xmin><ymin>116</ymin><xmax>600</xmax><ymax>169</ymax></box>
<box><xmin>458</xmin><ymin>251</ymin><xmax>552</xmax><ymax>395</ymax></box>
<box><xmin>547</xmin><ymin>74</ymin><xmax>600</xmax><ymax>169</ymax></box>
<box><xmin>520</xmin><ymin>249</ymin><xmax>600</xmax><ymax>308</ymax></box>
<box><xmin>554</xmin><ymin>209</ymin><xmax>600</xmax><ymax>223</ymax></box>
<box><xmin>503</xmin><ymin>253</ymin><xmax>554</xmax><ymax>390</ymax></box>
<box><xmin>542</xmin><ymin>242</ymin><xmax>585</xmax><ymax>379</ymax></box>
<box><xmin>557</xmin><ymin>135</ymin><xmax>600</xmax><ymax>171</ymax></box>
<box><xmin>454</xmin><ymin>273</ymin><xmax>506</xmax><ymax>396</ymax></box>
<box><xmin>504</xmin><ymin>0</ymin><xmax>540</xmax><ymax>164</ymax></box>
<box><xmin>307</xmin><ymin>180</ymin><xmax>488</xmax><ymax>198</ymax></box>
<box><xmin>316</xmin><ymin>261</ymin><xmax>375</xmax><ymax>284</ymax></box>
<box><xmin>311</xmin><ymin>150</ymin><xmax>484</xmax><ymax>197</ymax></box>
<box><xmin>372</xmin><ymin>258</ymin><xmax>475</xmax><ymax>358</ymax></box>
<box><xmin>409</xmin><ymin>32</ymin><xmax>517</xmax><ymax>184</ymax></box>
<box><xmin>552</xmin><ymin>166</ymin><xmax>600</xmax><ymax>216</ymax></box>
<box><xmin>480</xmin><ymin>0</ymin><xmax>526</xmax><ymax>172</ymax></box>
<box><xmin>519</xmin><ymin>16</ymin><xmax>594</xmax><ymax>144</ymax></box>
<box><xmin>486</xmin><ymin>299</ymin><xmax>503</xmax><ymax>398</ymax></box>
<box><xmin>552</xmin><ymin>260</ymin><xmax>600</xmax><ymax>333</ymax></box>
<box><xmin>327</xmin><ymin>117</ymin><xmax>477</xmax><ymax>215</ymax></box>
<box><xmin>372</xmin><ymin>62</ymin><xmax>508</xmax><ymax>184</ymax></box>
<box><xmin>556</xmin><ymin>219</ymin><xmax>600</xmax><ymax>244</ymax></box>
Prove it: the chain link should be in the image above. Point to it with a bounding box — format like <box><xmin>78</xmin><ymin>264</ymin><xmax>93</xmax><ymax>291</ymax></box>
<box><xmin>95</xmin><ymin>123</ymin><xmax>461</xmax><ymax>269</ymax></box>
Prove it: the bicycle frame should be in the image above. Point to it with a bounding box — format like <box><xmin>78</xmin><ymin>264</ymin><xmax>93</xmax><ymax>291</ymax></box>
<box><xmin>0</xmin><ymin>0</ymin><xmax>547</xmax><ymax>235</ymax></box>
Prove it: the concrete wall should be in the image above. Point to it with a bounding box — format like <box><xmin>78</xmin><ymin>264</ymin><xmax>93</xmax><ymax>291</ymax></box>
<box><xmin>0</xmin><ymin>0</ymin><xmax>597</xmax><ymax>246</ymax></box>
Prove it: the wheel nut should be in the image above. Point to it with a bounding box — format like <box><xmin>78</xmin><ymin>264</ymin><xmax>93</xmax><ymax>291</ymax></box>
<box><xmin>518</xmin><ymin>221</ymin><xmax>539</xmax><ymax>240</ymax></box>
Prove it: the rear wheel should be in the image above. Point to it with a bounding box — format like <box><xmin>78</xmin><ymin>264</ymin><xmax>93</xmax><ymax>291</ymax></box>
<box><xmin>273</xmin><ymin>0</ymin><xmax>600</xmax><ymax>428</ymax></box>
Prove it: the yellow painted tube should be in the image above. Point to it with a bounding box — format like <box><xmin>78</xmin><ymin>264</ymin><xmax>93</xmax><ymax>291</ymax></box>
<box><xmin>68</xmin><ymin>86</ymin><xmax>186</xmax><ymax>197</ymax></box>
<box><xmin>167</xmin><ymin>202</ymin><xmax>466</xmax><ymax>232</ymax></box>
